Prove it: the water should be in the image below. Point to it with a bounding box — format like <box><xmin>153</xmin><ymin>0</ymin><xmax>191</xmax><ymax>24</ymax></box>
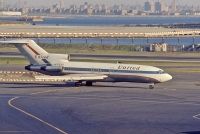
<box><xmin>35</xmin><ymin>37</ymin><xmax>200</xmax><ymax>46</ymax></box>
<box><xmin>36</xmin><ymin>16</ymin><xmax>200</xmax><ymax>46</ymax></box>
<box><xmin>1</xmin><ymin>16</ymin><xmax>200</xmax><ymax>26</ymax></box>
<box><xmin>39</xmin><ymin>16</ymin><xmax>200</xmax><ymax>26</ymax></box>
<box><xmin>1</xmin><ymin>16</ymin><xmax>200</xmax><ymax>46</ymax></box>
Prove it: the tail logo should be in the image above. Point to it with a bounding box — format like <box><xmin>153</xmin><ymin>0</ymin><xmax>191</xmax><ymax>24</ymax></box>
<box><xmin>26</xmin><ymin>45</ymin><xmax>40</xmax><ymax>55</ymax></box>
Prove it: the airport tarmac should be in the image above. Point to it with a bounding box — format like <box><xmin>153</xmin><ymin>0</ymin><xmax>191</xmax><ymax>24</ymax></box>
<box><xmin>0</xmin><ymin>70</ymin><xmax>200</xmax><ymax>134</ymax></box>
<box><xmin>0</xmin><ymin>25</ymin><xmax>188</xmax><ymax>33</ymax></box>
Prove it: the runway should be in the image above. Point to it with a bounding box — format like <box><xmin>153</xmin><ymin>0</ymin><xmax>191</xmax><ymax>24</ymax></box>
<box><xmin>0</xmin><ymin>25</ymin><xmax>197</xmax><ymax>38</ymax></box>
<box><xmin>0</xmin><ymin>73</ymin><xmax>200</xmax><ymax>134</ymax></box>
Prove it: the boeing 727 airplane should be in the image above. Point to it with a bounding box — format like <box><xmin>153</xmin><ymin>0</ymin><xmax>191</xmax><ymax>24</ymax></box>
<box><xmin>0</xmin><ymin>40</ymin><xmax>172</xmax><ymax>89</ymax></box>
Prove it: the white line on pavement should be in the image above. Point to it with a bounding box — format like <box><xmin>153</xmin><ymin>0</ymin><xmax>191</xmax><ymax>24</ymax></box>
<box><xmin>8</xmin><ymin>89</ymin><xmax>69</xmax><ymax>134</ymax></box>
<box><xmin>193</xmin><ymin>114</ymin><xmax>200</xmax><ymax>120</ymax></box>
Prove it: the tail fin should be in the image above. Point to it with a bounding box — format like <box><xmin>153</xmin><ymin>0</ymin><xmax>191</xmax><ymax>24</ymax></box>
<box><xmin>0</xmin><ymin>39</ymin><xmax>48</xmax><ymax>65</ymax></box>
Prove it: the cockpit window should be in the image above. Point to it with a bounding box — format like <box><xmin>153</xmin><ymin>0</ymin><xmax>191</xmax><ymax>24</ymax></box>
<box><xmin>158</xmin><ymin>70</ymin><xmax>164</xmax><ymax>74</ymax></box>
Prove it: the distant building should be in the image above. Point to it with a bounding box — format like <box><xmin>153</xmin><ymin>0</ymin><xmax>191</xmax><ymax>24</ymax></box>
<box><xmin>155</xmin><ymin>1</ymin><xmax>162</xmax><ymax>14</ymax></box>
<box><xmin>144</xmin><ymin>1</ymin><xmax>151</xmax><ymax>12</ymax></box>
<box><xmin>171</xmin><ymin>0</ymin><xmax>177</xmax><ymax>13</ymax></box>
<box><xmin>0</xmin><ymin>11</ymin><xmax>22</xmax><ymax>16</ymax></box>
<box><xmin>194</xmin><ymin>12</ymin><xmax>200</xmax><ymax>16</ymax></box>
<box><xmin>2</xmin><ymin>1</ymin><xmax>200</xmax><ymax>16</ymax></box>
<box><xmin>86</xmin><ymin>5</ymin><xmax>93</xmax><ymax>15</ymax></box>
<box><xmin>120</xmin><ymin>9</ymin><xmax>128</xmax><ymax>15</ymax></box>
<box><xmin>50</xmin><ymin>4</ymin><xmax>58</xmax><ymax>13</ymax></box>
<box><xmin>150</xmin><ymin>43</ymin><xmax>167</xmax><ymax>52</ymax></box>
<box><xmin>167</xmin><ymin>45</ymin><xmax>178</xmax><ymax>52</ymax></box>
<box><xmin>160</xmin><ymin>0</ymin><xmax>168</xmax><ymax>13</ymax></box>
<box><xmin>184</xmin><ymin>44</ymin><xmax>200</xmax><ymax>51</ymax></box>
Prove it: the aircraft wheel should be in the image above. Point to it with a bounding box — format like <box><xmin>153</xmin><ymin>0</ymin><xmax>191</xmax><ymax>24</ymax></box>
<box><xmin>75</xmin><ymin>82</ymin><xmax>82</xmax><ymax>87</ymax></box>
<box><xmin>149</xmin><ymin>84</ymin><xmax>155</xmax><ymax>89</ymax></box>
<box><xmin>86</xmin><ymin>81</ymin><xmax>93</xmax><ymax>86</ymax></box>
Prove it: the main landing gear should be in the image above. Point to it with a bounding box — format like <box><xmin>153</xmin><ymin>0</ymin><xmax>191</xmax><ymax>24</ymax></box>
<box><xmin>85</xmin><ymin>81</ymin><xmax>93</xmax><ymax>86</ymax></box>
<box><xmin>74</xmin><ymin>81</ymin><xmax>93</xmax><ymax>87</ymax></box>
<box><xmin>148</xmin><ymin>83</ymin><xmax>155</xmax><ymax>89</ymax></box>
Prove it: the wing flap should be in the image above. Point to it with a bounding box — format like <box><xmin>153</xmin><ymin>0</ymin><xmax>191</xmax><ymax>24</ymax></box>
<box><xmin>35</xmin><ymin>74</ymin><xmax>108</xmax><ymax>82</ymax></box>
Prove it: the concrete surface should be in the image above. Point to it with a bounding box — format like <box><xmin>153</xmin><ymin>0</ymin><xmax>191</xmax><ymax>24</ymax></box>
<box><xmin>0</xmin><ymin>70</ymin><xmax>200</xmax><ymax>134</ymax></box>
<box><xmin>0</xmin><ymin>25</ymin><xmax>197</xmax><ymax>38</ymax></box>
<box><xmin>0</xmin><ymin>25</ymin><xmax>188</xmax><ymax>33</ymax></box>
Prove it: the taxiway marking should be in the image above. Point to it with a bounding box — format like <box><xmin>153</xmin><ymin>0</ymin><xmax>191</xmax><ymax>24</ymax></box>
<box><xmin>193</xmin><ymin>114</ymin><xmax>200</xmax><ymax>120</ymax></box>
<box><xmin>8</xmin><ymin>89</ymin><xmax>69</xmax><ymax>134</ymax></box>
<box><xmin>7</xmin><ymin>87</ymin><xmax>200</xmax><ymax>129</ymax></box>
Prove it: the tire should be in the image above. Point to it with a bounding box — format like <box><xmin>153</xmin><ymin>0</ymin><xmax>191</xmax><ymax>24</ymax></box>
<box><xmin>149</xmin><ymin>84</ymin><xmax>154</xmax><ymax>89</ymax></box>
<box><xmin>86</xmin><ymin>81</ymin><xmax>93</xmax><ymax>86</ymax></box>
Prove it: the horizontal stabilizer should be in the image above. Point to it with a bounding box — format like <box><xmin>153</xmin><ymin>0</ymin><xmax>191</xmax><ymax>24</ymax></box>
<box><xmin>0</xmin><ymin>40</ymin><xmax>31</xmax><ymax>44</ymax></box>
<box><xmin>0</xmin><ymin>39</ymin><xmax>48</xmax><ymax>65</ymax></box>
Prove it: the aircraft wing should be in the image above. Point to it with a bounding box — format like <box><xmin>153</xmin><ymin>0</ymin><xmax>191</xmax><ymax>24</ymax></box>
<box><xmin>35</xmin><ymin>74</ymin><xmax>108</xmax><ymax>82</ymax></box>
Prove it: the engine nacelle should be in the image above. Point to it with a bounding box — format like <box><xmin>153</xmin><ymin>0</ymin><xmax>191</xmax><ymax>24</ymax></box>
<box><xmin>25</xmin><ymin>65</ymin><xmax>42</xmax><ymax>71</ymax></box>
<box><xmin>41</xmin><ymin>66</ymin><xmax>62</xmax><ymax>72</ymax></box>
<box><xmin>48</xmin><ymin>54</ymin><xmax>69</xmax><ymax>63</ymax></box>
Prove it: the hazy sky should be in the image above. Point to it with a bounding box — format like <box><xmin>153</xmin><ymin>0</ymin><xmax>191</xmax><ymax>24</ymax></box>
<box><xmin>6</xmin><ymin>0</ymin><xmax>200</xmax><ymax>8</ymax></box>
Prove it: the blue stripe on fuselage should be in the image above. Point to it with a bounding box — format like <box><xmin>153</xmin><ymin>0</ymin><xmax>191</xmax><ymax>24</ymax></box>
<box><xmin>63</xmin><ymin>67</ymin><xmax>163</xmax><ymax>74</ymax></box>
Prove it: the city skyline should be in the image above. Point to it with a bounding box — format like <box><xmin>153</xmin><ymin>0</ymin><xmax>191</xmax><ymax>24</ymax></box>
<box><xmin>4</xmin><ymin>0</ymin><xmax>200</xmax><ymax>8</ymax></box>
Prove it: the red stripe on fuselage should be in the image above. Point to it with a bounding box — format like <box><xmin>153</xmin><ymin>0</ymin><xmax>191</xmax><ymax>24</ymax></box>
<box><xmin>26</xmin><ymin>45</ymin><xmax>40</xmax><ymax>55</ymax></box>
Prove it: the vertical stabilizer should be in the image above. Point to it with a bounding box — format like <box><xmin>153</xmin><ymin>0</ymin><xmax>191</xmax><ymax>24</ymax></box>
<box><xmin>0</xmin><ymin>40</ymin><xmax>48</xmax><ymax>65</ymax></box>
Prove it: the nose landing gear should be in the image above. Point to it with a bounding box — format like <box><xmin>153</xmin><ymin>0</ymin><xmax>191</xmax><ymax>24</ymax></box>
<box><xmin>149</xmin><ymin>83</ymin><xmax>155</xmax><ymax>89</ymax></box>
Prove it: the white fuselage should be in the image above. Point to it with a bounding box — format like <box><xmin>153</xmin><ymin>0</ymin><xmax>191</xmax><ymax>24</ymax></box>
<box><xmin>59</xmin><ymin>61</ymin><xmax>172</xmax><ymax>83</ymax></box>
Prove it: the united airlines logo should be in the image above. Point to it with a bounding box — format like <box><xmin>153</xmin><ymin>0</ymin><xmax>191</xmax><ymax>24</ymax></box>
<box><xmin>118</xmin><ymin>65</ymin><xmax>140</xmax><ymax>70</ymax></box>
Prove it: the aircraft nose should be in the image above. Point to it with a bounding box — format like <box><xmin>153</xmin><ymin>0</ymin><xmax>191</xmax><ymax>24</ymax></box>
<box><xmin>160</xmin><ymin>73</ymin><xmax>173</xmax><ymax>82</ymax></box>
